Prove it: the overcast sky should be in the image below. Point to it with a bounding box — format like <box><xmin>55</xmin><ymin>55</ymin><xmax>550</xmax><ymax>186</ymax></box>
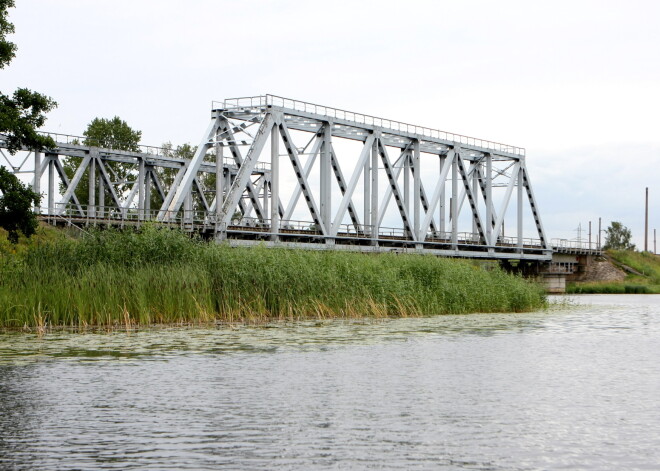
<box><xmin>4</xmin><ymin>0</ymin><xmax>659</xmax><ymax>249</ymax></box>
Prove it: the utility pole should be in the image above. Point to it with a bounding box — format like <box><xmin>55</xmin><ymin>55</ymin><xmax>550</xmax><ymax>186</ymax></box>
<box><xmin>598</xmin><ymin>217</ymin><xmax>602</xmax><ymax>250</ymax></box>
<box><xmin>644</xmin><ymin>187</ymin><xmax>649</xmax><ymax>252</ymax></box>
<box><xmin>589</xmin><ymin>221</ymin><xmax>592</xmax><ymax>248</ymax></box>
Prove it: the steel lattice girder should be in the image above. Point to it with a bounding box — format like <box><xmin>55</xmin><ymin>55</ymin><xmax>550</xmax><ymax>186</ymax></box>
<box><xmin>0</xmin><ymin>95</ymin><xmax>551</xmax><ymax>261</ymax></box>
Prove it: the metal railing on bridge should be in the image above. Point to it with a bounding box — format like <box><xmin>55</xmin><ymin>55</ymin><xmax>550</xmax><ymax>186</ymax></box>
<box><xmin>216</xmin><ymin>95</ymin><xmax>526</xmax><ymax>156</ymax></box>
<box><xmin>40</xmin><ymin>204</ymin><xmax>546</xmax><ymax>253</ymax></box>
<box><xmin>551</xmin><ymin>238</ymin><xmax>601</xmax><ymax>253</ymax></box>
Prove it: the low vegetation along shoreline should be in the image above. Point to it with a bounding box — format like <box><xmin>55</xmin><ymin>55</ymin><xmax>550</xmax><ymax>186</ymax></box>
<box><xmin>0</xmin><ymin>225</ymin><xmax>546</xmax><ymax>330</ymax></box>
<box><xmin>567</xmin><ymin>250</ymin><xmax>660</xmax><ymax>294</ymax></box>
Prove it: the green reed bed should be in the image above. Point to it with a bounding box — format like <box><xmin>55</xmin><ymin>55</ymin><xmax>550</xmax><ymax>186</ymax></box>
<box><xmin>567</xmin><ymin>282</ymin><xmax>656</xmax><ymax>294</ymax></box>
<box><xmin>0</xmin><ymin>227</ymin><xmax>546</xmax><ymax>329</ymax></box>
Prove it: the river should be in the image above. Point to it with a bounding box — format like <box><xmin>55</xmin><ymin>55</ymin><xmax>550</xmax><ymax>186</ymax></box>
<box><xmin>1</xmin><ymin>294</ymin><xmax>659</xmax><ymax>470</ymax></box>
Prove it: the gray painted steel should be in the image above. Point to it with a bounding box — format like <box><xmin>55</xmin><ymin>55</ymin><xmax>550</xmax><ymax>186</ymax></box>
<box><xmin>0</xmin><ymin>95</ymin><xmax>556</xmax><ymax>261</ymax></box>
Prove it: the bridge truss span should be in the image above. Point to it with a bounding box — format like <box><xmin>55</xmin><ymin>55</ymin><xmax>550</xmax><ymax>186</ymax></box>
<box><xmin>1</xmin><ymin>95</ymin><xmax>551</xmax><ymax>261</ymax></box>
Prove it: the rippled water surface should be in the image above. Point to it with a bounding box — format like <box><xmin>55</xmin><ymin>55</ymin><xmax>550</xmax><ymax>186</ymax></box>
<box><xmin>1</xmin><ymin>294</ymin><xmax>659</xmax><ymax>470</ymax></box>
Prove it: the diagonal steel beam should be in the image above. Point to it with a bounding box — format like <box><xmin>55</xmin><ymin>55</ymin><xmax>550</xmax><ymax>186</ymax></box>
<box><xmin>331</xmin><ymin>134</ymin><xmax>374</xmax><ymax>236</ymax></box>
<box><xmin>150</xmin><ymin>169</ymin><xmax>166</xmax><ymax>202</ymax></box>
<box><xmin>282</xmin><ymin>132</ymin><xmax>323</xmax><ymax>222</ymax></box>
<box><xmin>51</xmin><ymin>156</ymin><xmax>84</xmax><ymax>216</ymax></box>
<box><xmin>220</xmin><ymin>113</ymin><xmax>274</xmax><ymax>225</ymax></box>
<box><xmin>96</xmin><ymin>158</ymin><xmax>124</xmax><ymax>211</ymax></box>
<box><xmin>377</xmin><ymin>139</ymin><xmax>414</xmax><ymax>239</ymax></box>
<box><xmin>409</xmin><ymin>152</ymin><xmax>440</xmax><ymax>236</ymax></box>
<box><xmin>455</xmin><ymin>153</ymin><xmax>487</xmax><ymax>243</ymax></box>
<box><xmin>193</xmin><ymin>177</ymin><xmax>210</xmax><ymax>213</ymax></box>
<box><xmin>160</xmin><ymin>119</ymin><xmax>220</xmax><ymax>220</ymax></box>
<box><xmin>219</xmin><ymin>119</ymin><xmax>268</xmax><ymax>221</ymax></box>
<box><xmin>376</xmin><ymin>148</ymin><xmax>408</xmax><ymax>230</ymax></box>
<box><xmin>330</xmin><ymin>145</ymin><xmax>362</xmax><ymax>232</ymax></box>
<box><xmin>242</xmin><ymin>176</ymin><xmax>265</xmax><ymax>219</ymax></box>
<box><xmin>277</xmin><ymin>118</ymin><xmax>326</xmax><ymax>234</ymax></box>
<box><xmin>157</xmin><ymin>164</ymin><xmax>187</xmax><ymax>220</ymax></box>
<box><xmin>520</xmin><ymin>163</ymin><xmax>549</xmax><ymax>249</ymax></box>
<box><xmin>490</xmin><ymin>162</ymin><xmax>521</xmax><ymax>244</ymax></box>
<box><xmin>418</xmin><ymin>150</ymin><xmax>454</xmax><ymax>241</ymax></box>
<box><xmin>57</xmin><ymin>154</ymin><xmax>92</xmax><ymax>215</ymax></box>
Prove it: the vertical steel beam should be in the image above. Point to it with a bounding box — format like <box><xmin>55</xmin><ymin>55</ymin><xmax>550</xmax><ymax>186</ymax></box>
<box><xmin>413</xmin><ymin>140</ymin><xmax>421</xmax><ymax>242</ymax></box>
<box><xmin>184</xmin><ymin>192</ymin><xmax>192</xmax><ymax>225</ymax></box>
<box><xmin>517</xmin><ymin>165</ymin><xmax>523</xmax><ymax>250</ymax></box>
<box><xmin>439</xmin><ymin>155</ymin><xmax>446</xmax><ymax>236</ymax></box>
<box><xmin>262</xmin><ymin>176</ymin><xmax>269</xmax><ymax>223</ymax></box>
<box><xmin>485</xmin><ymin>153</ymin><xmax>493</xmax><ymax>247</ymax></box>
<box><xmin>371</xmin><ymin>136</ymin><xmax>379</xmax><ymax>238</ymax></box>
<box><xmin>215</xmin><ymin>130</ymin><xmax>223</xmax><ymax>235</ymax></box>
<box><xmin>363</xmin><ymin>145</ymin><xmax>371</xmax><ymax>233</ymax></box>
<box><xmin>47</xmin><ymin>156</ymin><xmax>54</xmax><ymax>215</ymax></box>
<box><xmin>472</xmin><ymin>161</ymin><xmax>479</xmax><ymax>235</ymax></box>
<box><xmin>320</xmin><ymin>122</ymin><xmax>332</xmax><ymax>231</ymax></box>
<box><xmin>144</xmin><ymin>167</ymin><xmax>152</xmax><ymax>217</ymax></box>
<box><xmin>33</xmin><ymin>151</ymin><xmax>41</xmax><ymax>211</ymax></box>
<box><xmin>98</xmin><ymin>170</ymin><xmax>105</xmax><ymax>218</ymax></box>
<box><xmin>89</xmin><ymin>154</ymin><xmax>96</xmax><ymax>218</ymax></box>
<box><xmin>138</xmin><ymin>158</ymin><xmax>145</xmax><ymax>221</ymax></box>
<box><xmin>451</xmin><ymin>150</ymin><xmax>458</xmax><ymax>247</ymax></box>
<box><xmin>403</xmin><ymin>152</ymin><xmax>410</xmax><ymax>215</ymax></box>
<box><xmin>271</xmin><ymin>123</ymin><xmax>279</xmax><ymax>239</ymax></box>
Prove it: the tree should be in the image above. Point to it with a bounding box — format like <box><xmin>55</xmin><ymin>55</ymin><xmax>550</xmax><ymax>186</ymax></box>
<box><xmin>603</xmin><ymin>221</ymin><xmax>636</xmax><ymax>251</ymax></box>
<box><xmin>1</xmin><ymin>0</ymin><xmax>57</xmax><ymax>154</ymax></box>
<box><xmin>61</xmin><ymin>117</ymin><xmax>142</xmax><ymax>208</ymax></box>
<box><xmin>0</xmin><ymin>0</ymin><xmax>54</xmax><ymax>242</ymax></box>
<box><xmin>0</xmin><ymin>166</ymin><xmax>40</xmax><ymax>242</ymax></box>
<box><xmin>83</xmin><ymin>116</ymin><xmax>141</xmax><ymax>151</ymax></box>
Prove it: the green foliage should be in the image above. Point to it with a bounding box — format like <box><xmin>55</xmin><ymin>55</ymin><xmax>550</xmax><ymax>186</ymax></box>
<box><xmin>568</xmin><ymin>250</ymin><xmax>660</xmax><ymax>294</ymax></box>
<box><xmin>0</xmin><ymin>228</ymin><xmax>547</xmax><ymax>328</ymax></box>
<box><xmin>603</xmin><ymin>221</ymin><xmax>635</xmax><ymax>251</ymax></box>
<box><xmin>0</xmin><ymin>89</ymin><xmax>57</xmax><ymax>154</ymax></box>
<box><xmin>0</xmin><ymin>166</ymin><xmax>40</xmax><ymax>242</ymax></box>
<box><xmin>608</xmin><ymin>250</ymin><xmax>660</xmax><ymax>282</ymax></box>
<box><xmin>0</xmin><ymin>0</ymin><xmax>16</xmax><ymax>69</ymax></box>
<box><xmin>567</xmin><ymin>282</ymin><xmax>656</xmax><ymax>294</ymax></box>
<box><xmin>0</xmin><ymin>1</ymin><xmax>57</xmax><ymax>154</ymax></box>
<box><xmin>83</xmin><ymin>116</ymin><xmax>141</xmax><ymax>151</ymax></box>
<box><xmin>61</xmin><ymin>117</ymin><xmax>142</xmax><ymax>206</ymax></box>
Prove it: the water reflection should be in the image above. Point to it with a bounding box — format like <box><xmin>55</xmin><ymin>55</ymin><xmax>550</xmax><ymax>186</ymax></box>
<box><xmin>0</xmin><ymin>294</ymin><xmax>659</xmax><ymax>470</ymax></box>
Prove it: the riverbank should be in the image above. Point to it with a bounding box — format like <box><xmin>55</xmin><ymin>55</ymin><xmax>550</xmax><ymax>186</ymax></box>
<box><xmin>567</xmin><ymin>250</ymin><xmax>660</xmax><ymax>294</ymax></box>
<box><xmin>0</xmin><ymin>225</ymin><xmax>546</xmax><ymax>329</ymax></box>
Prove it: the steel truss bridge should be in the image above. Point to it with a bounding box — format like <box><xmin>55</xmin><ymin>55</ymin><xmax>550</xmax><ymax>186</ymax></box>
<box><xmin>1</xmin><ymin>95</ymin><xmax>553</xmax><ymax>261</ymax></box>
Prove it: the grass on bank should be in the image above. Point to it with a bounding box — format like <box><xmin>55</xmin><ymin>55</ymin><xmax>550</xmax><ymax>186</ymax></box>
<box><xmin>0</xmin><ymin>225</ymin><xmax>547</xmax><ymax>329</ymax></box>
<box><xmin>566</xmin><ymin>250</ymin><xmax>660</xmax><ymax>294</ymax></box>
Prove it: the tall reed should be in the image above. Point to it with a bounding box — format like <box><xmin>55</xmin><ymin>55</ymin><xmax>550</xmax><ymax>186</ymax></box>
<box><xmin>0</xmin><ymin>227</ymin><xmax>547</xmax><ymax>329</ymax></box>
